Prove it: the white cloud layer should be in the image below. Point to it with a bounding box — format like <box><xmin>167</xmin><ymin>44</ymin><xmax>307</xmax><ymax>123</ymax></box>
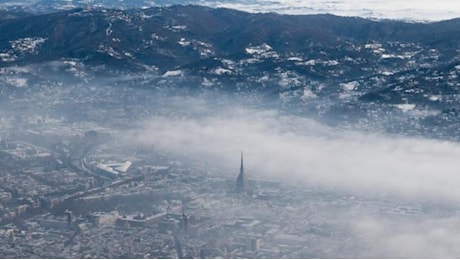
<box><xmin>350</xmin><ymin>214</ymin><xmax>460</xmax><ymax>258</ymax></box>
<box><xmin>207</xmin><ymin>0</ymin><xmax>460</xmax><ymax>21</ymax></box>
<box><xmin>128</xmin><ymin>100</ymin><xmax>460</xmax><ymax>203</ymax></box>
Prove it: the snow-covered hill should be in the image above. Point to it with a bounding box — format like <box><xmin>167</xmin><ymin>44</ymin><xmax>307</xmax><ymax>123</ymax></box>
<box><xmin>1</xmin><ymin>5</ymin><xmax>460</xmax><ymax>141</ymax></box>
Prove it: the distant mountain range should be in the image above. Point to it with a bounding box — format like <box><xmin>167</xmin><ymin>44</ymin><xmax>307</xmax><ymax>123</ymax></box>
<box><xmin>1</xmin><ymin>5</ymin><xmax>460</xmax><ymax>139</ymax></box>
<box><xmin>1</xmin><ymin>6</ymin><xmax>459</xmax><ymax>80</ymax></box>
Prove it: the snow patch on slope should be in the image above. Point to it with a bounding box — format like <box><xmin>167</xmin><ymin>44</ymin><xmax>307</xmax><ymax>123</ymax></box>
<box><xmin>163</xmin><ymin>70</ymin><xmax>183</xmax><ymax>77</ymax></box>
<box><xmin>246</xmin><ymin>43</ymin><xmax>272</xmax><ymax>55</ymax></box>
<box><xmin>10</xmin><ymin>37</ymin><xmax>47</xmax><ymax>54</ymax></box>
<box><xmin>395</xmin><ymin>104</ymin><xmax>416</xmax><ymax>112</ymax></box>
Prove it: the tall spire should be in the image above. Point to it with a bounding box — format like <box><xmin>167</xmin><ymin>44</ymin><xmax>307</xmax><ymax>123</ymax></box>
<box><xmin>235</xmin><ymin>151</ymin><xmax>248</xmax><ymax>194</ymax></box>
<box><xmin>240</xmin><ymin>151</ymin><xmax>244</xmax><ymax>171</ymax></box>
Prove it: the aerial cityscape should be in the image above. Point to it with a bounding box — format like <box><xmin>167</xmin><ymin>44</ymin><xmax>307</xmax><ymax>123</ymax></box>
<box><xmin>1</xmin><ymin>0</ymin><xmax>460</xmax><ymax>258</ymax></box>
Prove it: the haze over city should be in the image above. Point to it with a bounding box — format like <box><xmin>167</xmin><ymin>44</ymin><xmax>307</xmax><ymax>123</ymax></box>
<box><xmin>1</xmin><ymin>0</ymin><xmax>460</xmax><ymax>258</ymax></box>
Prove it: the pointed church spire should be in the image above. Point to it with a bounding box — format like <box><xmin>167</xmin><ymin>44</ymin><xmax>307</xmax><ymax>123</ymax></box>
<box><xmin>235</xmin><ymin>151</ymin><xmax>248</xmax><ymax>194</ymax></box>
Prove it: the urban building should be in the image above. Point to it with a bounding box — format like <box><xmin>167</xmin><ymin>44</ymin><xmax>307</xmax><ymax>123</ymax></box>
<box><xmin>235</xmin><ymin>152</ymin><xmax>248</xmax><ymax>194</ymax></box>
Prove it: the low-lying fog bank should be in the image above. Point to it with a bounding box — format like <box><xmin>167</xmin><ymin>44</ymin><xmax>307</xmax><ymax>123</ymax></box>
<box><xmin>125</xmin><ymin>97</ymin><xmax>460</xmax><ymax>204</ymax></box>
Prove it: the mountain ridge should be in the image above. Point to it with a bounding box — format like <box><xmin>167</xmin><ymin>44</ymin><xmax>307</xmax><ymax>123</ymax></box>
<box><xmin>1</xmin><ymin>5</ymin><xmax>459</xmax><ymax>111</ymax></box>
<box><xmin>1</xmin><ymin>5</ymin><xmax>459</xmax><ymax>70</ymax></box>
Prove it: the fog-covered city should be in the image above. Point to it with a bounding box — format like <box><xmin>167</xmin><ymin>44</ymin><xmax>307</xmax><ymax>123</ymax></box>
<box><xmin>1</xmin><ymin>73</ymin><xmax>460</xmax><ymax>257</ymax></box>
<box><xmin>1</xmin><ymin>1</ymin><xmax>460</xmax><ymax>258</ymax></box>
